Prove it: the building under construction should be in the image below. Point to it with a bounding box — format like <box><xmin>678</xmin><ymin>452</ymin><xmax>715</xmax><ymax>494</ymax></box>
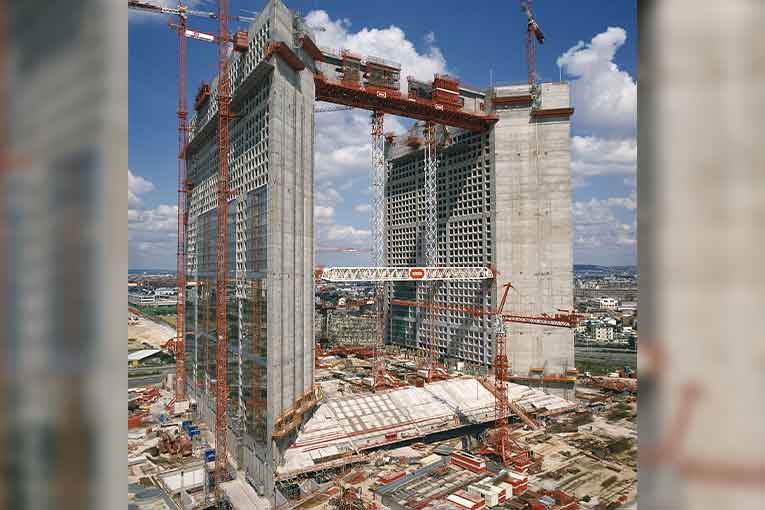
<box><xmin>175</xmin><ymin>0</ymin><xmax>574</xmax><ymax>503</ymax></box>
<box><xmin>385</xmin><ymin>83</ymin><xmax>575</xmax><ymax>383</ymax></box>
<box><xmin>184</xmin><ymin>0</ymin><xmax>318</xmax><ymax>498</ymax></box>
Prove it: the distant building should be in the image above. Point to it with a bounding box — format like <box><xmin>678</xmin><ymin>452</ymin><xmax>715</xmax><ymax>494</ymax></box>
<box><xmin>598</xmin><ymin>297</ymin><xmax>618</xmax><ymax>310</ymax></box>
<box><xmin>128</xmin><ymin>292</ymin><xmax>155</xmax><ymax>306</ymax></box>
<box><xmin>128</xmin><ymin>349</ymin><xmax>171</xmax><ymax>368</ymax></box>
<box><xmin>154</xmin><ymin>287</ymin><xmax>177</xmax><ymax>296</ymax></box>
<box><xmin>619</xmin><ymin>301</ymin><xmax>637</xmax><ymax>313</ymax></box>
<box><xmin>595</xmin><ymin>326</ymin><xmax>614</xmax><ymax>342</ymax></box>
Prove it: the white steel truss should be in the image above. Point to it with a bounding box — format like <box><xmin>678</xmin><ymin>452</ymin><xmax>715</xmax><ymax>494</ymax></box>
<box><xmin>371</xmin><ymin>111</ymin><xmax>386</xmax><ymax>268</ymax></box>
<box><xmin>423</xmin><ymin>121</ymin><xmax>438</xmax><ymax>266</ymax></box>
<box><xmin>422</xmin><ymin>121</ymin><xmax>438</xmax><ymax>373</ymax></box>
<box><xmin>370</xmin><ymin>110</ymin><xmax>387</xmax><ymax>388</ymax></box>
<box><xmin>317</xmin><ymin>266</ymin><xmax>495</xmax><ymax>282</ymax></box>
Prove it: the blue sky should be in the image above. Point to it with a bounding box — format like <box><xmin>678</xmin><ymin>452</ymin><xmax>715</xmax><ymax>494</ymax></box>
<box><xmin>129</xmin><ymin>0</ymin><xmax>637</xmax><ymax>269</ymax></box>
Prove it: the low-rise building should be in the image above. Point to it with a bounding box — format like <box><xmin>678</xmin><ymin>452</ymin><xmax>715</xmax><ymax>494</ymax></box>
<box><xmin>595</xmin><ymin>326</ymin><xmax>614</xmax><ymax>342</ymax></box>
<box><xmin>128</xmin><ymin>292</ymin><xmax>155</xmax><ymax>306</ymax></box>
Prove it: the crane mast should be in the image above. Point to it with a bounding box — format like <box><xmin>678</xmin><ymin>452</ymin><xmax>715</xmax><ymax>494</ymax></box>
<box><xmin>127</xmin><ymin>1</ymin><xmax>251</xmax><ymax>500</ymax></box>
<box><xmin>175</xmin><ymin>7</ymin><xmax>188</xmax><ymax>403</ymax></box>
<box><xmin>214</xmin><ymin>0</ymin><xmax>232</xmax><ymax>499</ymax></box>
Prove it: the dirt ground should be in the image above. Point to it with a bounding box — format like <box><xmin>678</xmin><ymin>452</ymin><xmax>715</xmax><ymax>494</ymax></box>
<box><xmin>128</xmin><ymin>313</ymin><xmax>176</xmax><ymax>351</ymax></box>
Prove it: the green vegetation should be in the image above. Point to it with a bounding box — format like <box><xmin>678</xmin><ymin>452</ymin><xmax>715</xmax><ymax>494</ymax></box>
<box><xmin>133</xmin><ymin>305</ymin><xmax>177</xmax><ymax>330</ymax></box>
<box><xmin>575</xmin><ymin>359</ymin><xmax>625</xmax><ymax>375</ymax></box>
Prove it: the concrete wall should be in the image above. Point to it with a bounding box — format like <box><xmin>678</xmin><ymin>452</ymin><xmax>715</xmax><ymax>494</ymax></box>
<box><xmin>491</xmin><ymin>83</ymin><xmax>574</xmax><ymax>378</ymax></box>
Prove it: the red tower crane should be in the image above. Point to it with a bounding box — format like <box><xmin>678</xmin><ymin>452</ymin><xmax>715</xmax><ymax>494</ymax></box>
<box><xmin>127</xmin><ymin>0</ymin><xmax>254</xmax><ymax>406</ymax></box>
<box><xmin>214</xmin><ymin>0</ymin><xmax>233</xmax><ymax>499</ymax></box>
<box><xmin>521</xmin><ymin>1</ymin><xmax>545</xmax><ymax>86</ymax></box>
<box><xmin>128</xmin><ymin>2</ymin><xmax>254</xmax><ymax>498</ymax></box>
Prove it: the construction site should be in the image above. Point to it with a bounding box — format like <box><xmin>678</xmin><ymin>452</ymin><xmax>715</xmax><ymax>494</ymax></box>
<box><xmin>128</xmin><ymin>1</ymin><xmax>637</xmax><ymax>509</ymax></box>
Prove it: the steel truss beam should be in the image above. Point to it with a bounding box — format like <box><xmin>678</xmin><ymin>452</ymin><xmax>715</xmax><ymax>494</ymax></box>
<box><xmin>421</xmin><ymin>121</ymin><xmax>438</xmax><ymax>378</ymax></box>
<box><xmin>314</xmin><ymin>75</ymin><xmax>497</xmax><ymax>132</ymax></box>
<box><xmin>370</xmin><ymin>111</ymin><xmax>388</xmax><ymax>389</ymax></box>
<box><xmin>317</xmin><ymin>266</ymin><xmax>495</xmax><ymax>282</ymax></box>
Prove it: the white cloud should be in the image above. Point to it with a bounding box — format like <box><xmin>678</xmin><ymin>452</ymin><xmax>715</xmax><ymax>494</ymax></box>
<box><xmin>557</xmin><ymin>27</ymin><xmax>636</xmax><ymax>136</ymax></box>
<box><xmin>315</xmin><ymin>205</ymin><xmax>335</xmax><ymax>223</ymax></box>
<box><xmin>315</xmin><ymin>186</ymin><xmax>344</xmax><ymax>206</ymax></box>
<box><xmin>571</xmin><ymin>135</ymin><xmax>636</xmax><ymax>184</ymax></box>
<box><xmin>128</xmin><ymin>168</ymin><xmax>176</xmax><ymax>267</ymax></box>
<box><xmin>324</xmin><ymin>224</ymin><xmax>370</xmax><ymax>244</ymax></box>
<box><xmin>128</xmin><ymin>203</ymin><xmax>178</xmax><ymax>268</ymax></box>
<box><xmin>129</xmin><ymin>204</ymin><xmax>178</xmax><ymax>234</ymax></box>
<box><xmin>353</xmin><ymin>204</ymin><xmax>371</xmax><ymax>214</ymax></box>
<box><xmin>314</xmin><ymin>107</ymin><xmax>406</xmax><ymax>183</ymax></box>
<box><xmin>572</xmin><ymin>195</ymin><xmax>636</xmax><ymax>262</ymax></box>
<box><xmin>305</xmin><ymin>10</ymin><xmax>447</xmax><ymax>90</ymax></box>
<box><xmin>128</xmin><ymin>168</ymin><xmax>154</xmax><ymax>207</ymax></box>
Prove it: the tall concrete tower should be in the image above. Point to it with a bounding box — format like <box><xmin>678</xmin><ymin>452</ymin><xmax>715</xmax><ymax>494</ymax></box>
<box><xmin>385</xmin><ymin>82</ymin><xmax>574</xmax><ymax>393</ymax></box>
<box><xmin>183</xmin><ymin>0</ymin><xmax>317</xmax><ymax>499</ymax></box>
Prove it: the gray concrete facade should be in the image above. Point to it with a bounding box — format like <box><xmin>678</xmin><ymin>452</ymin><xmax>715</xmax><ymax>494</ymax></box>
<box><xmin>385</xmin><ymin>83</ymin><xmax>574</xmax><ymax>381</ymax></box>
<box><xmin>491</xmin><ymin>83</ymin><xmax>575</xmax><ymax>379</ymax></box>
<box><xmin>183</xmin><ymin>0</ymin><xmax>316</xmax><ymax>501</ymax></box>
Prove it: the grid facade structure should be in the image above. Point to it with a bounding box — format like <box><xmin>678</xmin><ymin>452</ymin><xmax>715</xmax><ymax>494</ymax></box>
<box><xmin>384</xmin><ymin>83</ymin><xmax>574</xmax><ymax>380</ymax></box>
<box><xmin>182</xmin><ymin>0</ymin><xmax>317</xmax><ymax>500</ymax></box>
<box><xmin>385</xmin><ymin>126</ymin><xmax>495</xmax><ymax>365</ymax></box>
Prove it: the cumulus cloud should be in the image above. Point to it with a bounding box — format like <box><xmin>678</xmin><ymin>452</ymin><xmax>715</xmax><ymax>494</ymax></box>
<box><xmin>306</xmin><ymin>8</ymin><xmax>444</xmax><ymax>183</ymax></box>
<box><xmin>571</xmin><ymin>135</ymin><xmax>636</xmax><ymax>185</ymax></box>
<box><xmin>129</xmin><ymin>204</ymin><xmax>178</xmax><ymax>233</ymax></box>
<box><xmin>315</xmin><ymin>186</ymin><xmax>344</xmax><ymax>206</ymax></box>
<box><xmin>557</xmin><ymin>27</ymin><xmax>636</xmax><ymax>137</ymax></box>
<box><xmin>129</xmin><ymin>203</ymin><xmax>178</xmax><ymax>268</ymax></box>
<box><xmin>128</xmin><ymin>168</ymin><xmax>154</xmax><ymax>207</ymax></box>
<box><xmin>305</xmin><ymin>10</ymin><xmax>447</xmax><ymax>90</ymax></box>
<box><xmin>315</xmin><ymin>205</ymin><xmax>335</xmax><ymax>223</ymax></box>
<box><xmin>572</xmin><ymin>195</ymin><xmax>636</xmax><ymax>263</ymax></box>
<box><xmin>128</xmin><ymin>169</ymin><xmax>177</xmax><ymax>267</ymax></box>
<box><xmin>325</xmin><ymin>224</ymin><xmax>370</xmax><ymax>244</ymax></box>
<box><xmin>353</xmin><ymin>204</ymin><xmax>371</xmax><ymax>214</ymax></box>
